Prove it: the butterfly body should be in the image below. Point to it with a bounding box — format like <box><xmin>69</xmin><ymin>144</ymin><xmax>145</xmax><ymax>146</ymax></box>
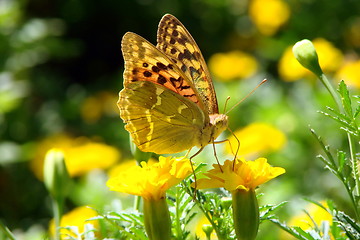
<box><xmin>118</xmin><ymin>14</ymin><xmax>228</xmax><ymax>154</ymax></box>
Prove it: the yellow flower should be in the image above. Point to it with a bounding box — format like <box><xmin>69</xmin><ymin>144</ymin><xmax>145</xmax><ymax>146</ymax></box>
<box><xmin>335</xmin><ymin>59</ymin><xmax>360</xmax><ymax>89</ymax></box>
<box><xmin>49</xmin><ymin>206</ymin><xmax>99</xmax><ymax>239</ymax></box>
<box><xmin>81</xmin><ymin>91</ymin><xmax>118</xmax><ymax>124</ymax></box>
<box><xmin>195</xmin><ymin>158</ymin><xmax>285</xmax><ymax>191</ymax></box>
<box><xmin>281</xmin><ymin>201</ymin><xmax>333</xmax><ymax>239</ymax></box>
<box><xmin>226</xmin><ymin>122</ymin><xmax>286</xmax><ymax>158</ymax></box>
<box><xmin>31</xmin><ymin>134</ymin><xmax>120</xmax><ymax>179</ymax></box>
<box><xmin>107</xmin><ymin>158</ymin><xmax>158</xmax><ymax>179</ymax></box>
<box><xmin>279</xmin><ymin>38</ymin><xmax>344</xmax><ymax>81</ymax></box>
<box><xmin>249</xmin><ymin>0</ymin><xmax>290</xmax><ymax>36</ymax></box>
<box><xmin>208</xmin><ymin>51</ymin><xmax>258</xmax><ymax>81</ymax></box>
<box><xmin>107</xmin><ymin>156</ymin><xmax>192</xmax><ymax>200</ymax></box>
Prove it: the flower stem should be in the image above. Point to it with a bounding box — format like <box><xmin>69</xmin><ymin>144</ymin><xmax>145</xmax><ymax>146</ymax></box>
<box><xmin>52</xmin><ymin>197</ymin><xmax>63</xmax><ymax>240</ymax></box>
<box><xmin>143</xmin><ymin>197</ymin><xmax>171</xmax><ymax>240</ymax></box>
<box><xmin>318</xmin><ymin>73</ymin><xmax>360</xmax><ymax>219</ymax></box>
<box><xmin>318</xmin><ymin>73</ymin><xmax>342</xmax><ymax>110</ymax></box>
<box><xmin>0</xmin><ymin>220</ymin><xmax>16</xmax><ymax>240</ymax></box>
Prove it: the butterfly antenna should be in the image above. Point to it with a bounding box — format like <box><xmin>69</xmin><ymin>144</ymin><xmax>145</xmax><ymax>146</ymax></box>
<box><xmin>223</xmin><ymin>96</ymin><xmax>231</xmax><ymax>113</ymax></box>
<box><xmin>225</xmin><ymin>79</ymin><xmax>267</xmax><ymax>115</ymax></box>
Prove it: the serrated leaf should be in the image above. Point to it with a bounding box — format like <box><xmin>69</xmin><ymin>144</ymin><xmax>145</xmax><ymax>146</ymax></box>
<box><xmin>354</xmin><ymin>105</ymin><xmax>360</xmax><ymax>118</ymax></box>
<box><xmin>339</xmin><ymin>80</ymin><xmax>353</xmax><ymax>117</ymax></box>
<box><xmin>337</xmin><ymin>151</ymin><xmax>346</xmax><ymax>172</ymax></box>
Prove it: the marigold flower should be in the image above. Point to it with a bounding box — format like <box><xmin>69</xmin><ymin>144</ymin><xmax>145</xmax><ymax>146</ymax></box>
<box><xmin>226</xmin><ymin>122</ymin><xmax>286</xmax><ymax>158</ymax></box>
<box><xmin>195</xmin><ymin>158</ymin><xmax>284</xmax><ymax>240</ymax></box>
<box><xmin>31</xmin><ymin>134</ymin><xmax>120</xmax><ymax>179</ymax></box>
<box><xmin>107</xmin><ymin>156</ymin><xmax>192</xmax><ymax>200</ymax></box>
<box><xmin>249</xmin><ymin>0</ymin><xmax>290</xmax><ymax>36</ymax></box>
<box><xmin>49</xmin><ymin>206</ymin><xmax>99</xmax><ymax>239</ymax></box>
<box><xmin>279</xmin><ymin>38</ymin><xmax>344</xmax><ymax>81</ymax></box>
<box><xmin>208</xmin><ymin>51</ymin><xmax>258</xmax><ymax>81</ymax></box>
<box><xmin>195</xmin><ymin>158</ymin><xmax>285</xmax><ymax>191</ymax></box>
<box><xmin>335</xmin><ymin>59</ymin><xmax>360</xmax><ymax>89</ymax></box>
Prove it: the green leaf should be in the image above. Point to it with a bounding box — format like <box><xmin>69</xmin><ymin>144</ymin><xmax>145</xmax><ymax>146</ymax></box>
<box><xmin>335</xmin><ymin>210</ymin><xmax>360</xmax><ymax>239</ymax></box>
<box><xmin>338</xmin><ymin>80</ymin><xmax>353</xmax><ymax>117</ymax></box>
<box><xmin>337</xmin><ymin>151</ymin><xmax>346</xmax><ymax>172</ymax></box>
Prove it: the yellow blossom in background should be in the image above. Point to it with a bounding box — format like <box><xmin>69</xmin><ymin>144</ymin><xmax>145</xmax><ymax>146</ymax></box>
<box><xmin>335</xmin><ymin>59</ymin><xmax>360</xmax><ymax>89</ymax></box>
<box><xmin>195</xmin><ymin>158</ymin><xmax>285</xmax><ymax>191</ymax></box>
<box><xmin>281</xmin><ymin>201</ymin><xmax>333</xmax><ymax>239</ymax></box>
<box><xmin>208</xmin><ymin>51</ymin><xmax>258</xmax><ymax>81</ymax></box>
<box><xmin>107</xmin><ymin>158</ymin><xmax>157</xmax><ymax>179</ymax></box>
<box><xmin>279</xmin><ymin>38</ymin><xmax>344</xmax><ymax>81</ymax></box>
<box><xmin>249</xmin><ymin>0</ymin><xmax>290</xmax><ymax>36</ymax></box>
<box><xmin>49</xmin><ymin>206</ymin><xmax>99</xmax><ymax>239</ymax></box>
<box><xmin>107</xmin><ymin>156</ymin><xmax>192</xmax><ymax>200</ymax></box>
<box><xmin>278</xmin><ymin>46</ymin><xmax>309</xmax><ymax>81</ymax></box>
<box><xmin>226</xmin><ymin>122</ymin><xmax>286</xmax><ymax>158</ymax></box>
<box><xmin>314</xmin><ymin>38</ymin><xmax>344</xmax><ymax>72</ymax></box>
<box><xmin>81</xmin><ymin>91</ymin><xmax>118</xmax><ymax>124</ymax></box>
<box><xmin>31</xmin><ymin>134</ymin><xmax>120</xmax><ymax>179</ymax></box>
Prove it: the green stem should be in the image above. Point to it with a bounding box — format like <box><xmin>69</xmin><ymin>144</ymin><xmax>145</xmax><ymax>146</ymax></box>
<box><xmin>53</xmin><ymin>198</ymin><xmax>63</xmax><ymax>240</ymax></box>
<box><xmin>134</xmin><ymin>195</ymin><xmax>141</xmax><ymax>211</ymax></box>
<box><xmin>0</xmin><ymin>220</ymin><xmax>16</xmax><ymax>240</ymax></box>
<box><xmin>318</xmin><ymin>73</ymin><xmax>360</xmax><ymax>219</ymax></box>
<box><xmin>318</xmin><ymin>73</ymin><xmax>342</xmax><ymax>110</ymax></box>
<box><xmin>174</xmin><ymin>187</ymin><xmax>182</xmax><ymax>239</ymax></box>
<box><xmin>143</xmin><ymin>197</ymin><xmax>171</xmax><ymax>240</ymax></box>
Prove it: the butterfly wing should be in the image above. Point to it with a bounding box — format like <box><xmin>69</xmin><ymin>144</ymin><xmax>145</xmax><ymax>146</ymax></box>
<box><xmin>157</xmin><ymin>14</ymin><xmax>219</xmax><ymax>114</ymax></box>
<box><xmin>118</xmin><ymin>81</ymin><xmax>206</xmax><ymax>154</ymax></box>
<box><xmin>122</xmin><ymin>32</ymin><xmax>207</xmax><ymax>114</ymax></box>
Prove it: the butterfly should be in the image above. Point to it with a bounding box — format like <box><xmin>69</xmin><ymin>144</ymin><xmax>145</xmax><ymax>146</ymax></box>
<box><xmin>118</xmin><ymin>14</ymin><xmax>228</xmax><ymax>155</ymax></box>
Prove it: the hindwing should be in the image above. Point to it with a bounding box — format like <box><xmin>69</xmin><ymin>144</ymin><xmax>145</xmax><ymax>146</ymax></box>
<box><xmin>118</xmin><ymin>81</ymin><xmax>206</xmax><ymax>154</ymax></box>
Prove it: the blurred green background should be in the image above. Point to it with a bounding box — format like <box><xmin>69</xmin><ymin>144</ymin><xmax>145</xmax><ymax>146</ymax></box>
<box><xmin>1</xmin><ymin>0</ymin><xmax>360</xmax><ymax>239</ymax></box>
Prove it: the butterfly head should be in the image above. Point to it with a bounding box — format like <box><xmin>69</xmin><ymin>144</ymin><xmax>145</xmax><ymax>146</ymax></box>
<box><xmin>209</xmin><ymin>114</ymin><xmax>228</xmax><ymax>140</ymax></box>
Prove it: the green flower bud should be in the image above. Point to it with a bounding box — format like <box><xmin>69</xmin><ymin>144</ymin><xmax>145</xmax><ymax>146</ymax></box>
<box><xmin>232</xmin><ymin>189</ymin><xmax>259</xmax><ymax>240</ymax></box>
<box><xmin>143</xmin><ymin>197</ymin><xmax>171</xmax><ymax>240</ymax></box>
<box><xmin>202</xmin><ymin>224</ymin><xmax>214</xmax><ymax>239</ymax></box>
<box><xmin>292</xmin><ymin>39</ymin><xmax>323</xmax><ymax>77</ymax></box>
<box><xmin>43</xmin><ymin>149</ymin><xmax>71</xmax><ymax>201</ymax></box>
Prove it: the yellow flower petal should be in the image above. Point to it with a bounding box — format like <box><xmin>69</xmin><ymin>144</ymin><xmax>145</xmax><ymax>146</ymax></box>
<box><xmin>195</xmin><ymin>158</ymin><xmax>285</xmax><ymax>191</ymax></box>
<box><xmin>226</xmin><ymin>122</ymin><xmax>286</xmax><ymax>157</ymax></box>
<box><xmin>249</xmin><ymin>0</ymin><xmax>290</xmax><ymax>36</ymax></box>
<box><xmin>107</xmin><ymin>156</ymin><xmax>192</xmax><ymax>200</ymax></box>
<box><xmin>49</xmin><ymin>206</ymin><xmax>99</xmax><ymax>238</ymax></box>
<box><xmin>281</xmin><ymin>201</ymin><xmax>333</xmax><ymax>239</ymax></box>
<box><xmin>208</xmin><ymin>51</ymin><xmax>258</xmax><ymax>81</ymax></box>
<box><xmin>335</xmin><ymin>59</ymin><xmax>360</xmax><ymax>89</ymax></box>
<box><xmin>31</xmin><ymin>134</ymin><xmax>120</xmax><ymax>179</ymax></box>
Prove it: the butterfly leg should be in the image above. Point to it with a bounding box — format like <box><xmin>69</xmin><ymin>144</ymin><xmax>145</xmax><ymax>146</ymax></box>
<box><xmin>226</xmin><ymin>127</ymin><xmax>241</xmax><ymax>169</ymax></box>
<box><xmin>211</xmin><ymin>138</ymin><xmax>223</xmax><ymax>173</ymax></box>
<box><xmin>188</xmin><ymin>147</ymin><xmax>205</xmax><ymax>198</ymax></box>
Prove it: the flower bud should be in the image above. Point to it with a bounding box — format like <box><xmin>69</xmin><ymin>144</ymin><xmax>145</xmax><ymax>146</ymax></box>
<box><xmin>232</xmin><ymin>189</ymin><xmax>259</xmax><ymax>240</ymax></box>
<box><xmin>43</xmin><ymin>149</ymin><xmax>71</xmax><ymax>201</ymax></box>
<box><xmin>143</xmin><ymin>197</ymin><xmax>171</xmax><ymax>240</ymax></box>
<box><xmin>292</xmin><ymin>39</ymin><xmax>323</xmax><ymax>77</ymax></box>
<box><xmin>202</xmin><ymin>224</ymin><xmax>214</xmax><ymax>239</ymax></box>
